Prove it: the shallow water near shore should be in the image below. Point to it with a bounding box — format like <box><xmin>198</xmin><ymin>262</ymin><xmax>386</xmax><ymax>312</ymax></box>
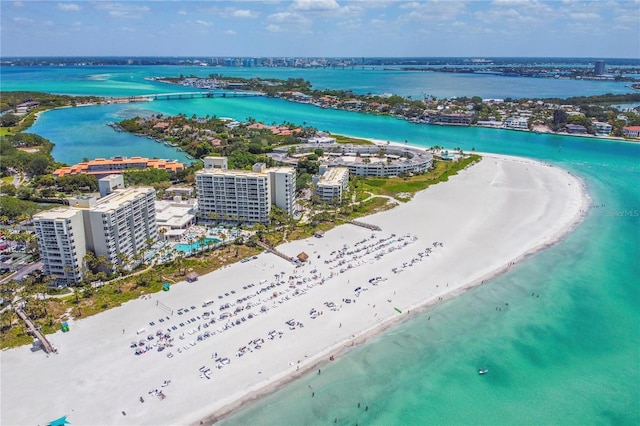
<box><xmin>3</xmin><ymin>66</ymin><xmax>640</xmax><ymax>425</ymax></box>
<box><xmin>220</xmin><ymin>199</ymin><xmax>640</xmax><ymax>425</ymax></box>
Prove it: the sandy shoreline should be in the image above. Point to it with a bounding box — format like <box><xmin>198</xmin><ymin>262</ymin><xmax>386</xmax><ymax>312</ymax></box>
<box><xmin>0</xmin><ymin>151</ymin><xmax>589</xmax><ymax>426</ymax></box>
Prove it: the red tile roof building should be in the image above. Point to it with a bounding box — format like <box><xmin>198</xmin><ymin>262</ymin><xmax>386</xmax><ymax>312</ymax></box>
<box><xmin>53</xmin><ymin>156</ymin><xmax>185</xmax><ymax>177</ymax></box>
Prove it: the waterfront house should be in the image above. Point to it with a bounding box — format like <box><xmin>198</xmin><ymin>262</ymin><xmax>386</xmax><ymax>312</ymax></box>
<box><xmin>504</xmin><ymin>117</ymin><xmax>529</xmax><ymax>129</ymax></box>
<box><xmin>565</xmin><ymin>124</ymin><xmax>588</xmax><ymax>134</ymax></box>
<box><xmin>623</xmin><ymin>126</ymin><xmax>640</xmax><ymax>138</ymax></box>
<box><xmin>593</xmin><ymin>121</ymin><xmax>612</xmax><ymax>136</ymax></box>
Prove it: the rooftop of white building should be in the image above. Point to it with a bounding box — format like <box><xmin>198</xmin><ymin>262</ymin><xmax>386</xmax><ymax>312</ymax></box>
<box><xmin>155</xmin><ymin>199</ymin><xmax>197</xmax><ymax>229</ymax></box>
<box><xmin>318</xmin><ymin>167</ymin><xmax>349</xmax><ymax>186</ymax></box>
<box><xmin>90</xmin><ymin>187</ymin><xmax>154</xmax><ymax>213</ymax></box>
<box><xmin>34</xmin><ymin>208</ymin><xmax>81</xmax><ymax>220</ymax></box>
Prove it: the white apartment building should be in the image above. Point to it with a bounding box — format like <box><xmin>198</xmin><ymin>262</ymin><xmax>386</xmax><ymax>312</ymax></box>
<box><xmin>593</xmin><ymin>121</ymin><xmax>612</xmax><ymax>136</ymax></box>
<box><xmin>34</xmin><ymin>209</ymin><xmax>87</xmax><ymax>286</ymax></box>
<box><xmin>314</xmin><ymin>166</ymin><xmax>349</xmax><ymax>204</ymax></box>
<box><xmin>504</xmin><ymin>117</ymin><xmax>529</xmax><ymax>129</ymax></box>
<box><xmin>196</xmin><ymin>157</ymin><xmax>297</xmax><ymax>224</ymax></box>
<box><xmin>268</xmin><ymin>166</ymin><xmax>297</xmax><ymax>216</ymax></box>
<box><xmin>34</xmin><ymin>187</ymin><xmax>158</xmax><ymax>286</ymax></box>
<box><xmin>98</xmin><ymin>174</ymin><xmax>125</xmax><ymax>197</ymax></box>
<box><xmin>84</xmin><ymin>188</ymin><xmax>158</xmax><ymax>269</ymax></box>
<box><xmin>196</xmin><ymin>167</ymin><xmax>271</xmax><ymax>224</ymax></box>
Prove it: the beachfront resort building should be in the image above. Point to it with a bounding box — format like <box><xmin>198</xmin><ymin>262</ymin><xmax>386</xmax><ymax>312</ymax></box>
<box><xmin>34</xmin><ymin>187</ymin><xmax>158</xmax><ymax>286</ymax></box>
<box><xmin>34</xmin><ymin>209</ymin><xmax>87</xmax><ymax>286</ymax></box>
<box><xmin>272</xmin><ymin>143</ymin><xmax>433</xmax><ymax>178</ymax></box>
<box><xmin>53</xmin><ymin>156</ymin><xmax>185</xmax><ymax>178</ymax></box>
<box><xmin>195</xmin><ymin>157</ymin><xmax>297</xmax><ymax>224</ymax></box>
<box><xmin>313</xmin><ymin>166</ymin><xmax>350</xmax><ymax>204</ymax></box>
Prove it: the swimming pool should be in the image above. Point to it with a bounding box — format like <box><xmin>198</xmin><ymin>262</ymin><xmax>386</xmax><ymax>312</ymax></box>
<box><xmin>174</xmin><ymin>238</ymin><xmax>221</xmax><ymax>253</ymax></box>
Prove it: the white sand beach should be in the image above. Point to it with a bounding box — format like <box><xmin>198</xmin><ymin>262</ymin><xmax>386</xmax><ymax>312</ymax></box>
<box><xmin>0</xmin><ymin>152</ymin><xmax>589</xmax><ymax>426</ymax></box>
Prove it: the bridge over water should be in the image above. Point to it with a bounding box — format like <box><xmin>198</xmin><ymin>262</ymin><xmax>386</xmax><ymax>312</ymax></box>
<box><xmin>105</xmin><ymin>90</ymin><xmax>266</xmax><ymax>104</ymax></box>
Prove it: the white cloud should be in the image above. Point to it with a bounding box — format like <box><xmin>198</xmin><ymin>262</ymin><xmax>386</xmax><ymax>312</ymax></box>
<box><xmin>13</xmin><ymin>1</ymin><xmax>24</xmax><ymax>7</ymax></box>
<box><xmin>178</xmin><ymin>9</ymin><xmax>187</xmax><ymax>16</ymax></box>
<box><xmin>13</xmin><ymin>17</ymin><xmax>33</xmax><ymax>23</ymax></box>
<box><xmin>399</xmin><ymin>0</ymin><xmax>467</xmax><ymax>22</ymax></box>
<box><xmin>400</xmin><ymin>2</ymin><xmax>421</xmax><ymax>9</ymax></box>
<box><xmin>266</xmin><ymin>24</ymin><xmax>283</xmax><ymax>32</ymax></box>
<box><xmin>476</xmin><ymin>0</ymin><xmax>555</xmax><ymax>27</ymax></box>
<box><xmin>224</xmin><ymin>29</ymin><xmax>237</xmax><ymax>35</ymax></box>
<box><xmin>232</xmin><ymin>9</ymin><xmax>258</xmax><ymax>18</ymax></box>
<box><xmin>292</xmin><ymin>0</ymin><xmax>340</xmax><ymax>11</ymax></box>
<box><xmin>195</xmin><ymin>20</ymin><xmax>213</xmax><ymax>27</ymax></box>
<box><xmin>268</xmin><ymin>11</ymin><xmax>311</xmax><ymax>25</ymax></box>
<box><xmin>96</xmin><ymin>3</ymin><xmax>150</xmax><ymax>19</ymax></box>
<box><xmin>569</xmin><ymin>12</ymin><xmax>600</xmax><ymax>20</ymax></box>
<box><xmin>58</xmin><ymin>3</ymin><xmax>80</xmax><ymax>12</ymax></box>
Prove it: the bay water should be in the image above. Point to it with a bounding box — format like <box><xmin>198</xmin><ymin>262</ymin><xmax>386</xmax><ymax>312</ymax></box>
<box><xmin>3</xmin><ymin>66</ymin><xmax>639</xmax><ymax>424</ymax></box>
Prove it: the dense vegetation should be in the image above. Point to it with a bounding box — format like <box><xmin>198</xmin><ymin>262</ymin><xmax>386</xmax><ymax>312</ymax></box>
<box><xmin>0</xmin><ymin>91</ymin><xmax>101</xmax><ymax>114</ymax></box>
<box><xmin>0</xmin><ymin>133</ymin><xmax>58</xmax><ymax>177</ymax></box>
<box><xmin>0</xmin><ymin>196</ymin><xmax>52</xmax><ymax>220</ymax></box>
<box><xmin>117</xmin><ymin>114</ymin><xmax>317</xmax><ymax>167</ymax></box>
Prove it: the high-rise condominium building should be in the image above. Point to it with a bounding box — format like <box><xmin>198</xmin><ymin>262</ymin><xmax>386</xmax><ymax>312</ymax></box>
<box><xmin>267</xmin><ymin>166</ymin><xmax>297</xmax><ymax>216</ymax></box>
<box><xmin>34</xmin><ymin>209</ymin><xmax>87</xmax><ymax>286</ymax></box>
<box><xmin>34</xmin><ymin>187</ymin><xmax>158</xmax><ymax>286</ymax></box>
<box><xmin>195</xmin><ymin>157</ymin><xmax>296</xmax><ymax>224</ymax></box>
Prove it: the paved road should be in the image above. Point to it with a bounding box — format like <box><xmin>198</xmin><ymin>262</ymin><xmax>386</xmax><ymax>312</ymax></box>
<box><xmin>0</xmin><ymin>260</ymin><xmax>43</xmax><ymax>285</ymax></box>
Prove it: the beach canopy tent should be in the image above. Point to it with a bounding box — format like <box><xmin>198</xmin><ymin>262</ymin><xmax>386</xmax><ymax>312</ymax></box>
<box><xmin>162</xmin><ymin>283</ymin><xmax>171</xmax><ymax>291</ymax></box>
<box><xmin>48</xmin><ymin>415</ymin><xmax>70</xmax><ymax>426</ymax></box>
<box><xmin>186</xmin><ymin>272</ymin><xmax>199</xmax><ymax>282</ymax></box>
<box><xmin>297</xmin><ymin>252</ymin><xmax>309</xmax><ymax>262</ymax></box>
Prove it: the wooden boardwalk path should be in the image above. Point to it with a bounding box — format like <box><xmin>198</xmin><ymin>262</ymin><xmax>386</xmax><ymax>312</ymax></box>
<box><xmin>15</xmin><ymin>307</ymin><xmax>56</xmax><ymax>354</ymax></box>
<box><xmin>342</xmin><ymin>219</ymin><xmax>382</xmax><ymax>232</ymax></box>
<box><xmin>255</xmin><ymin>241</ymin><xmax>295</xmax><ymax>263</ymax></box>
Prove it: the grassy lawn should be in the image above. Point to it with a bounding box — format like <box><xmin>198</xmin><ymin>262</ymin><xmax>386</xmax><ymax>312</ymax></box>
<box><xmin>331</xmin><ymin>134</ymin><xmax>375</xmax><ymax>145</ymax></box>
<box><xmin>0</xmin><ymin>127</ymin><xmax>16</xmax><ymax>137</ymax></box>
<box><xmin>359</xmin><ymin>155</ymin><xmax>481</xmax><ymax>201</ymax></box>
<box><xmin>1</xmin><ymin>176</ymin><xmax>13</xmax><ymax>184</ymax></box>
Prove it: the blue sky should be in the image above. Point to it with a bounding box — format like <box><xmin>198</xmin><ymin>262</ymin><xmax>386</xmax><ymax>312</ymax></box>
<box><xmin>2</xmin><ymin>0</ymin><xmax>639</xmax><ymax>58</ymax></box>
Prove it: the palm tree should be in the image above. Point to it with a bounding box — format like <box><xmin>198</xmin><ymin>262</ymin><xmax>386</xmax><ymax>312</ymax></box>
<box><xmin>197</xmin><ymin>235</ymin><xmax>206</xmax><ymax>254</ymax></box>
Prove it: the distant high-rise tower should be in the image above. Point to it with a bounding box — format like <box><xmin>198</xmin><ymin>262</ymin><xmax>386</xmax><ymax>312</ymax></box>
<box><xmin>594</xmin><ymin>60</ymin><xmax>606</xmax><ymax>75</ymax></box>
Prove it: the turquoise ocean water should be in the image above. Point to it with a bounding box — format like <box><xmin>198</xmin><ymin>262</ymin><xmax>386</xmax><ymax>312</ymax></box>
<box><xmin>3</xmin><ymin>66</ymin><xmax>639</xmax><ymax>425</ymax></box>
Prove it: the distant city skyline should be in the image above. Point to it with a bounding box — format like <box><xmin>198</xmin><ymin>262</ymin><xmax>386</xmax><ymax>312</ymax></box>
<box><xmin>1</xmin><ymin>0</ymin><xmax>639</xmax><ymax>58</ymax></box>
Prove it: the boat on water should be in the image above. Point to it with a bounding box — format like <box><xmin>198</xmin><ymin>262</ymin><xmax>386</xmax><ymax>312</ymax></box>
<box><xmin>478</xmin><ymin>368</ymin><xmax>489</xmax><ymax>375</ymax></box>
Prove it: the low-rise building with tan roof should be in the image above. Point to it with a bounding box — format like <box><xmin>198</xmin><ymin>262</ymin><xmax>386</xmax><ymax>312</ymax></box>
<box><xmin>53</xmin><ymin>156</ymin><xmax>185</xmax><ymax>178</ymax></box>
